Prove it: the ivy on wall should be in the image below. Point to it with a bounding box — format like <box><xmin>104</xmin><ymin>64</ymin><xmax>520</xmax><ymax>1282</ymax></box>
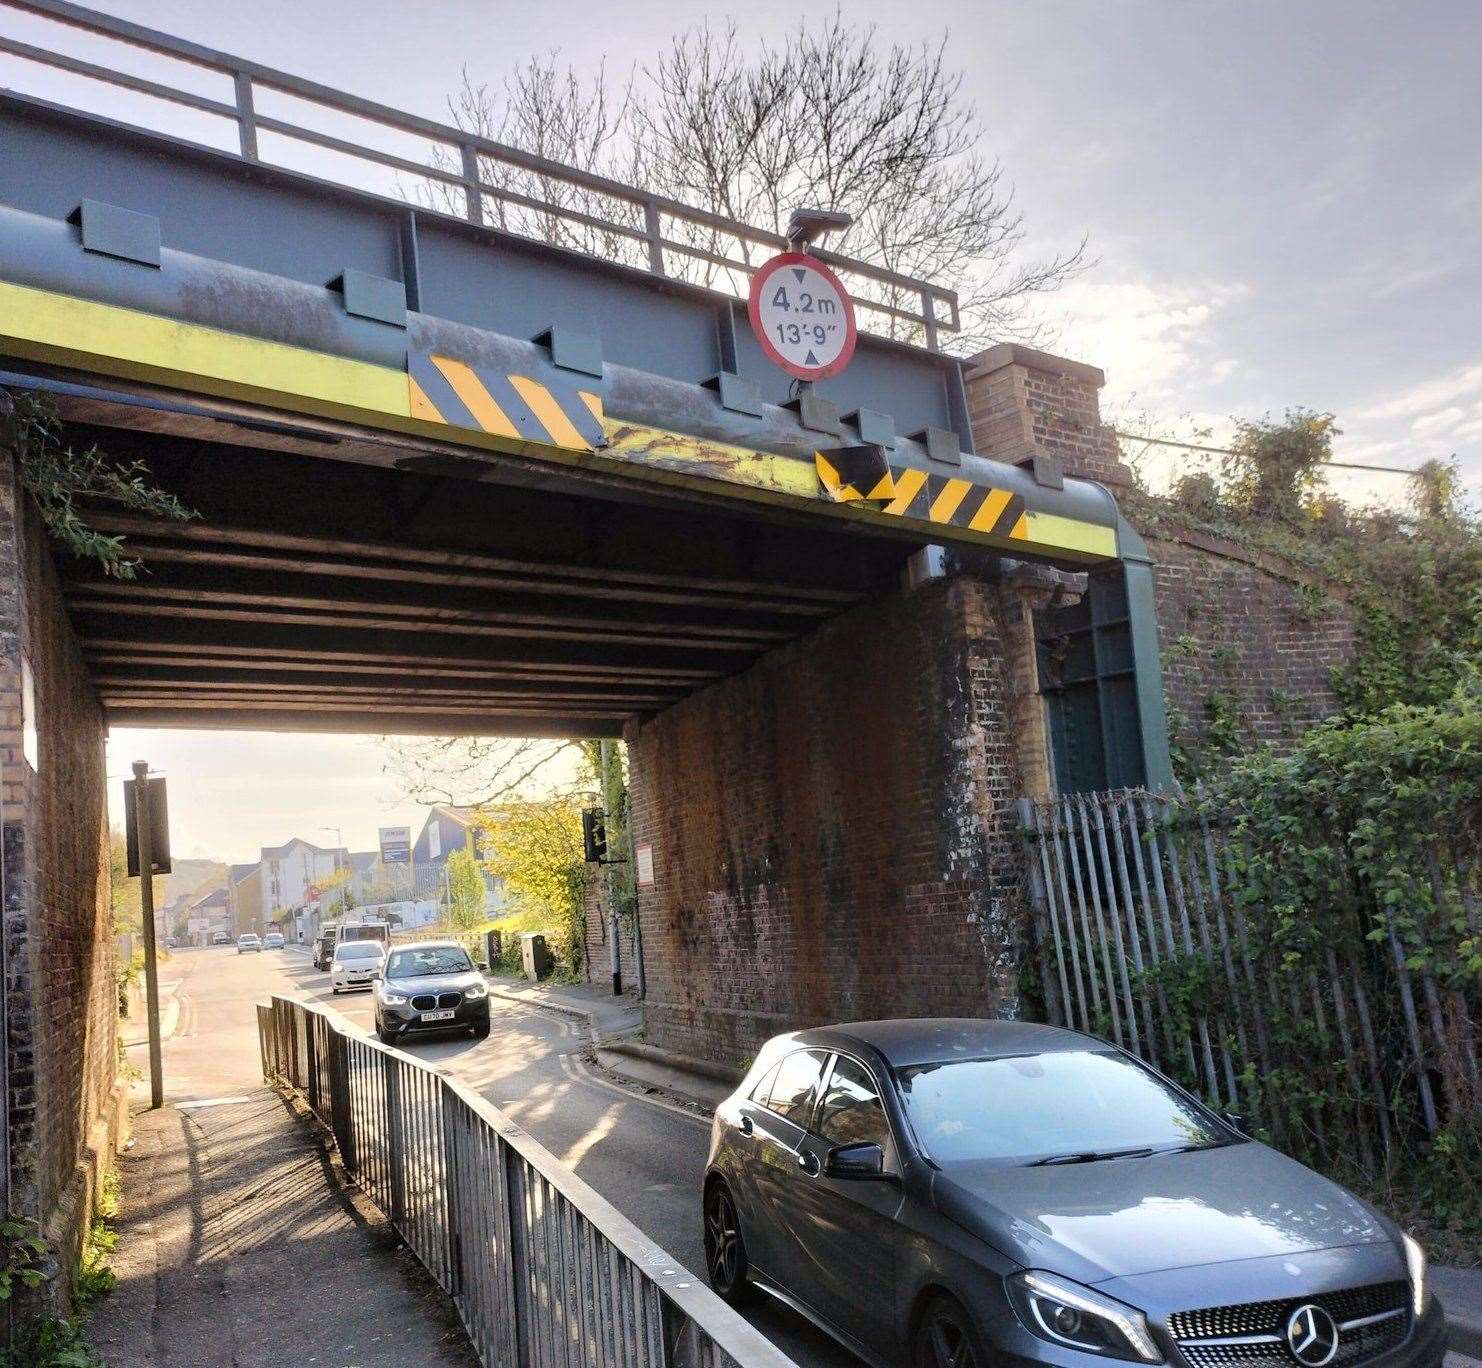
<box><xmin>1124</xmin><ymin>410</ymin><xmax>1482</xmax><ymax>770</ymax></box>
<box><xmin>1142</xmin><ymin>686</ymin><xmax>1480</xmax><ymax>1260</ymax></box>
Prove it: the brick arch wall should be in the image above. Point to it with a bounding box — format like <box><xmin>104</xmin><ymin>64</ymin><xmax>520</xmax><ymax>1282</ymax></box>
<box><xmin>1147</xmin><ymin>527</ymin><xmax>1356</xmax><ymax>755</ymax></box>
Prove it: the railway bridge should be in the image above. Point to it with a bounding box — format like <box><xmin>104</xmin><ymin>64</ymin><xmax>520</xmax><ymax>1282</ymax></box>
<box><xmin>0</xmin><ymin>0</ymin><xmax>1171</xmax><ymax>1275</ymax></box>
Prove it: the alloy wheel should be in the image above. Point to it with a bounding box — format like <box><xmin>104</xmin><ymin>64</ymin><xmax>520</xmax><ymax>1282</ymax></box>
<box><xmin>917</xmin><ymin>1301</ymin><xmax>981</xmax><ymax>1368</ymax></box>
<box><xmin>704</xmin><ymin>1184</ymin><xmax>742</xmax><ymax>1293</ymax></box>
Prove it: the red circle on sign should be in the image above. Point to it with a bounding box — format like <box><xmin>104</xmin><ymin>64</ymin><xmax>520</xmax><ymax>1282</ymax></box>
<box><xmin>747</xmin><ymin>251</ymin><xmax>858</xmax><ymax>381</ymax></box>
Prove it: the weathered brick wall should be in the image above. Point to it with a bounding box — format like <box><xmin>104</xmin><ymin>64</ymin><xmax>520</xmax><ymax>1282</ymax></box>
<box><xmin>964</xmin><ymin>344</ymin><xmax>1353</xmax><ymax>766</ymax></box>
<box><xmin>0</xmin><ymin>456</ymin><xmax>116</xmax><ymax>1301</ymax></box>
<box><xmin>1149</xmin><ymin>529</ymin><xmax>1355</xmax><ymax>753</ymax></box>
<box><xmin>965</xmin><ymin>343</ymin><xmax>1133</xmax><ymax>488</ymax></box>
<box><xmin>626</xmin><ymin>575</ymin><xmax>1027</xmax><ymax>1070</ymax></box>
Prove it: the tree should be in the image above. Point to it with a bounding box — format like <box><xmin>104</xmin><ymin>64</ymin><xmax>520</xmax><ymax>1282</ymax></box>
<box><xmin>1219</xmin><ymin>409</ymin><xmax>1337</xmax><ymax>522</ymax></box>
<box><xmin>444</xmin><ymin>847</ymin><xmax>487</xmax><ymax>932</ymax></box>
<box><xmin>479</xmin><ymin>798</ymin><xmax>587</xmax><ymax>970</ymax></box>
<box><xmin>430</xmin><ymin>13</ymin><xmax>1084</xmax><ymax>350</ymax></box>
<box><xmin>380</xmin><ymin>735</ymin><xmax>595</xmax><ymax>807</ymax></box>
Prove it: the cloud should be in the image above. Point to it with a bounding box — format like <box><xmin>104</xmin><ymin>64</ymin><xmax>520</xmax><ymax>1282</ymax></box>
<box><xmin>1342</xmin><ymin>360</ymin><xmax>1482</xmax><ymax>498</ymax></box>
<box><xmin>1357</xmin><ymin>362</ymin><xmax>1482</xmax><ymax>423</ymax></box>
<box><xmin>1040</xmin><ymin>275</ymin><xmax>1249</xmax><ymax>407</ymax></box>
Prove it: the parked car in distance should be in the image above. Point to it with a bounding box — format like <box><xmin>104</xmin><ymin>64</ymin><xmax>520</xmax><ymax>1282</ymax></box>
<box><xmin>164</xmin><ymin>936</ymin><xmax>177</xmax><ymax>948</ymax></box>
<box><xmin>212</xmin><ymin>931</ymin><xmax>231</xmax><ymax>946</ymax></box>
<box><xmin>703</xmin><ymin>1019</ymin><xmax>1441</xmax><ymax>1368</ymax></box>
<box><xmin>373</xmin><ymin>941</ymin><xmax>489</xmax><ymax>1044</ymax></box>
<box><xmin>236</xmin><ymin>933</ymin><xmax>261</xmax><ymax>954</ymax></box>
<box><xmin>330</xmin><ymin>939</ymin><xmax>384</xmax><ymax>993</ymax></box>
<box><xmin>263</xmin><ymin>931</ymin><xmax>285</xmax><ymax>950</ymax></box>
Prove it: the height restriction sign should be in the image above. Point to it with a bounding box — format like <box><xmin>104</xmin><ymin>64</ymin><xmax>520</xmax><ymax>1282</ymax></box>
<box><xmin>748</xmin><ymin>251</ymin><xmax>858</xmax><ymax>381</ymax></box>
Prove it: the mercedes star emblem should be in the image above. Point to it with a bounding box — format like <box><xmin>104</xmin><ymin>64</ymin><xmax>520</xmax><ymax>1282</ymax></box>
<box><xmin>1285</xmin><ymin>1304</ymin><xmax>1340</xmax><ymax>1367</ymax></box>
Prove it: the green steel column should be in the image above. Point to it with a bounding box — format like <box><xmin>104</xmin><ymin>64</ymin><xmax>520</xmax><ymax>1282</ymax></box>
<box><xmin>1116</xmin><ymin>516</ymin><xmax>1175</xmax><ymax>793</ymax></box>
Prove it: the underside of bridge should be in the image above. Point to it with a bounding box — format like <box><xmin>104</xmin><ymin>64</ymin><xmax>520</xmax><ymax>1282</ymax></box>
<box><xmin>40</xmin><ymin>393</ymin><xmax>910</xmax><ymax>737</ymax></box>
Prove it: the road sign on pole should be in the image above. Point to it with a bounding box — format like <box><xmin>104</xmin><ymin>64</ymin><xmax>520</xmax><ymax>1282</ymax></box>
<box><xmin>748</xmin><ymin>251</ymin><xmax>858</xmax><ymax>381</ymax></box>
<box><xmin>130</xmin><ymin>761</ymin><xmax>166</xmax><ymax>1110</ymax></box>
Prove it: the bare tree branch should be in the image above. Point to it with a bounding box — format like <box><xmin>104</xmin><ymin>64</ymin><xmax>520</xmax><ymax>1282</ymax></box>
<box><xmin>427</xmin><ymin>10</ymin><xmax>1087</xmax><ymax>351</ymax></box>
<box><xmin>379</xmin><ymin>735</ymin><xmax>592</xmax><ymax>808</ymax></box>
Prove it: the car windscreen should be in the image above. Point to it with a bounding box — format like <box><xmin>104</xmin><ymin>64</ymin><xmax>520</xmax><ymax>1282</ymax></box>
<box><xmin>333</xmin><ymin>941</ymin><xmax>383</xmax><ymax>961</ymax></box>
<box><xmin>896</xmin><ymin>1049</ymin><xmax>1222</xmax><ymax>1165</ymax></box>
<box><xmin>385</xmin><ymin>947</ymin><xmax>472</xmax><ymax>979</ymax></box>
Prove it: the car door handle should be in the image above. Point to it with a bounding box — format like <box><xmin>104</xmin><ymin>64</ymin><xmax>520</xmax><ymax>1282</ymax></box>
<box><xmin>797</xmin><ymin>1149</ymin><xmax>821</xmax><ymax>1176</ymax></box>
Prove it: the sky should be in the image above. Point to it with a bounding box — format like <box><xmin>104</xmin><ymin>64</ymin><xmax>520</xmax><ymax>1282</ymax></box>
<box><xmin>15</xmin><ymin>0</ymin><xmax>1482</xmax><ymax>857</ymax></box>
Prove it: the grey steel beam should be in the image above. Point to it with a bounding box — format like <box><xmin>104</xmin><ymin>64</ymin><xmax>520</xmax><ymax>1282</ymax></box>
<box><xmin>67</xmin><ymin>613</ymin><xmax>749</xmax><ymax>676</ymax></box>
<box><xmin>69</xmin><ymin>520</ymin><xmax>852</xmax><ymax>615</ymax></box>
<box><xmin>80</xmin><ymin>643</ymin><xmax>716</xmax><ymax>685</ymax></box>
<box><xmin>62</xmin><ymin>570</ymin><xmax>807</xmax><ymax>646</ymax></box>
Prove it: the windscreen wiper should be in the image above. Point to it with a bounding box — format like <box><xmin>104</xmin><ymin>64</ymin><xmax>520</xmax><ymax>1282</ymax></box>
<box><xmin>1026</xmin><ymin>1146</ymin><xmax>1155</xmax><ymax>1166</ymax></box>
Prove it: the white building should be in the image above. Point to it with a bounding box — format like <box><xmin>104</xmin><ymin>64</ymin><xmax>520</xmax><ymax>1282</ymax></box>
<box><xmin>258</xmin><ymin>837</ymin><xmax>348</xmax><ymax>923</ymax></box>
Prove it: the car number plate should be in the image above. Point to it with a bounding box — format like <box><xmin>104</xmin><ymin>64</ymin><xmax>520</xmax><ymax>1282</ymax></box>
<box><xmin>421</xmin><ymin>1009</ymin><xmax>456</xmax><ymax>1022</ymax></box>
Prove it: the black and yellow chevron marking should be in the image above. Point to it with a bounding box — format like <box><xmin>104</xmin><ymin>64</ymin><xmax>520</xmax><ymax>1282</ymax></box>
<box><xmin>817</xmin><ymin>456</ymin><xmax>1028</xmax><ymax>539</ymax></box>
<box><xmin>816</xmin><ymin>445</ymin><xmax>896</xmax><ymax>503</ymax></box>
<box><xmin>407</xmin><ymin>351</ymin><xmax>607</xmax><ymax>452</ymax></box>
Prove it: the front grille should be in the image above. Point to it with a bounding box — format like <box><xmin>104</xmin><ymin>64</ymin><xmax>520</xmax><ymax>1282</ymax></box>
<box><xmin>409</xmin><ymin>991</ymin><xmax>463</xmax><ymax>1011</ymax></box>
<box><xmin>1169</xmin><ymin>1282</ymin><xmax>1408</xmax><ymax>1368</ymax></box>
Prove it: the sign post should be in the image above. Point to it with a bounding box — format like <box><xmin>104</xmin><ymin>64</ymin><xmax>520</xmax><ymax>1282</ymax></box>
<box><xmin>126</xmin><ymin>761</ymin><xmax>169</xmax><ymax>1109</ymax></box>
<box><xmin>747</xmin><ymin>250</ymin><xmax>858</xmax><ymax>382</ymax></box>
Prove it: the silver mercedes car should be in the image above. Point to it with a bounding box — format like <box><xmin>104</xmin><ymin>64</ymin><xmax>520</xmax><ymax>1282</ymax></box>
<box><xmin>703</xmin><ymin>1019</ymin><xmax>1444</xmax><ymax>1368</ymax></box>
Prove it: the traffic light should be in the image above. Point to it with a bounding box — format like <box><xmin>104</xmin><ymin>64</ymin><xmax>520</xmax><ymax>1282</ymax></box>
<box><xmin>582</xmin><ymin>808</ymin><xmax>607</xmax><ymax>864</ymax></box>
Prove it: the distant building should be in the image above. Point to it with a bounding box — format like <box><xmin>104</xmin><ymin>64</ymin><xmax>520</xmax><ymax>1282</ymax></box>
<box><xmin>411</xmin><ymin>806</ymin><xmax>504</xmax><ymax>914</ymax></box>
<box><xmin>185</xmin><ymin>886</ymin><xmax>230</xmax><ymax>944</ymax></box>
<box><xmin>258</xmin><ymin>837</ymin><xmax>349</xmax><ymax>923</ymax></box>
<box><xmin>227</xmin><ymin>862</ymin><xmax>263</xmax><ymax>937</ymax></box>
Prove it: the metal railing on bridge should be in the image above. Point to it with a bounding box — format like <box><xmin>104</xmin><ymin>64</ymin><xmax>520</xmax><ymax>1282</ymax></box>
<box><xmin>0</xmin><ymin>0</ymin><xmax>959</xmax><ymax>348</ymax></box>
<box><xmin>258</xmin><ymin>995</ymin><xmax>797</xmax><ymax>1368</ymax></box>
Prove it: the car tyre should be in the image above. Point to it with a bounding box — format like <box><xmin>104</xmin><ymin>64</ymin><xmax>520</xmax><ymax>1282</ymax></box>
<box><xmin>375</xmin><ymin>1015</ymin><xmax>397</xmax><ymax>1046</ymax></box>
<box><xmin>470</xmin><ymin>1018</ymin><xmax>491</xmax><ymax>1041</ymax></box>
<box><xmin>913</xmin><ymin>1295</ymin><xmax>988</xmax><ymax>1368</ymax></box>
<box><xmin>703</xmin><ymin>1180</ymin><xmax>753</xmax><ymax>1305</ymax></box>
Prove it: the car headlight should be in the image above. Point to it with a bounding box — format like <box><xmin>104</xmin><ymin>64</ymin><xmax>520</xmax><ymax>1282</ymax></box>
<box><xmin>381</xmin><ymin>992</ymin><xmax>408</xmax><ymax>1006</ymax></box>
<box><xmin>1008</xmin><ymin>1271</ymin><xmax>1161</xmax><ymax>1363</ymax></box>
<box><xmin>463</xmin><ymin>983</ymin><xmax>488</xmax><ymax>1000</ymax></box>
<box><xmin>1402</xmin><ymin>1233</ymin><xmax>1427</xmax><ymax>1316</ymax></box>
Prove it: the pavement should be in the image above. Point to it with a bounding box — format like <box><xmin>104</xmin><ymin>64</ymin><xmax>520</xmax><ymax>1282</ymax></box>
<box><xmin>101</xmin><ymin>948</ymin><xmax>1480</xmax><ymax>1368</ymax></box>
<box><xmin>91</xmin><ymin>946</ymin><xmax>476</xmax><ymax>1367</ymax></box>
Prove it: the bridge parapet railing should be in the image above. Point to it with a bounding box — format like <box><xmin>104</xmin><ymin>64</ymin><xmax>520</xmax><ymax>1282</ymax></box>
<box><xmin>258</xmin><ymin>994</ymin><xmax>796</xmax><ymax>1368</ymax></box>
<box><xmin>0</xmin><ymin>0</ymin><xmax>959</xmax><ymax>348</ymax></box>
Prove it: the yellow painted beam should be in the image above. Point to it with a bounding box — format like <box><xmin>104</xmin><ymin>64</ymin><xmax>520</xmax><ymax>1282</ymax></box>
<box><xmin>0</xmin><ymin>280</ymin><xmax>408</xmax><ymax>422</ymax></box>
<box><xmin>0</xmin><ymin>280</ymin><xmax>1119</xmax><ymax>563</ymax></box>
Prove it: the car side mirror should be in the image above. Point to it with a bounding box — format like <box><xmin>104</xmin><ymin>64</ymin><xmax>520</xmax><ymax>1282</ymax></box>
<box><xmin>825</xmin><ymin>1142</ymin><xmax>887</xmax><ymax>1180</ymax></box>
<box><xmin>476</xmin><ymin>959</ymin><xmax>489</xmax><ymax>973</ymax></box>
<box><xmin>1222</xmin><ymin>1111</ymin><xmax>1251</xmax><ymax>1136</ymax></box>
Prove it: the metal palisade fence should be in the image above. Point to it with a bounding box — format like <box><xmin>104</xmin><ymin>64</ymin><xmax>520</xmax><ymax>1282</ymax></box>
<box><xmin>258</xmin><ymin>996</ymin><xmax>798</xmax><ymax>1368</ymax></box>
<box><xmin>1018</xmin><ymin>789</ymin><xmax>1480</xmax><ymax>1180</ymax></box>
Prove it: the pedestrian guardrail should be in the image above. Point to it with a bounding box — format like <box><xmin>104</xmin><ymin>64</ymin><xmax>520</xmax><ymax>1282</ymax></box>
<box><xmin>257</xmin><ymin>995</ymin><xmax>797</xmax><ymax>1368</ymax></box>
